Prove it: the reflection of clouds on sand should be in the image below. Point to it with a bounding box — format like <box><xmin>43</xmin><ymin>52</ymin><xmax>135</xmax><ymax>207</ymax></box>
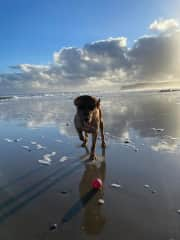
<box><xmin>0</xmin><ymin>97</ymin><xmax>75</xmax><ymax>129</ymax></box>
<box><xmin>103</xmin><ymin>100</ymin><xmax>128</xmax><ymax>115</ymax></box>
<box><xmin>121</xmin><ymin>131</ymin><xmax>130</xmax><ymax>141</ymax></box>
<box><xmin>58</xmin><ymin>123</ymin><xmax>76</xmax><ymax>137</ymax></box>
<box><xmin>1</xmin><ymin>93</ymin><xmax>180</xmax><ymax>152</ymax></box>
<box><xmin>151</xmin><ymin>138</ymin><xmax>178</xmax><ymax>153</ymax></box>
<box><xmin>103</xmin><ymin>94</ymin><xmax>180</xmax><ymax>145</ymax></box>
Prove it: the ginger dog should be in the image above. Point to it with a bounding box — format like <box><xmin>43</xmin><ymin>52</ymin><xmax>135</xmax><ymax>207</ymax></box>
<box><xmin>74</xmin><ymin>95</ymin><xmax>106</xmax><ymax>160</ymax></box>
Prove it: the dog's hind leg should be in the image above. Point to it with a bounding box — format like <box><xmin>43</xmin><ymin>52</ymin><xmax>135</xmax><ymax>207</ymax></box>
<box><xmin>100</xmin><ymin>120</ymin><xmax>106</xmax><ymax>148</ymax></box>
<box><xmin>99</xmin><ymin>108</ymin><xmax>106</xmax><ymax>148</ymax></box>
<box><xmin>85</xmin><ymin>132</ymin><xmax>88</xmax><ymax>144</ymax></box>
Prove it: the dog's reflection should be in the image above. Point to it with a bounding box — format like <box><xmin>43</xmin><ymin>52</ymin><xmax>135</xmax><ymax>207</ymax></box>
<box><xmin>79</xmin><ymin>148</ymin><xmax>106</xmax><ymax>235</ymax></box>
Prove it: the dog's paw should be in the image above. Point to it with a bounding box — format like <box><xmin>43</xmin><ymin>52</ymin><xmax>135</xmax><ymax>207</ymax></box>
<box><xmin>101</xmin><ymin>142</ymin><xmax>106</xmax><ymax>148</ymax></box>
<box><xmin>81</xmin><ymin>142</ymin><xmax>87</xmax><ymax>147</ymax></box>
<box><xmin>89</xmin><ymin>154</ymin><xmax>97</xmax><ymax>161</ymax></box>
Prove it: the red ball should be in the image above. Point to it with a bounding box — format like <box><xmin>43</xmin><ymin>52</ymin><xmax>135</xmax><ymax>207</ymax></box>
<box><xmin>92</xmin><ymin>178</ymin><xmax>103</xmax><ymax>190</ymax></box>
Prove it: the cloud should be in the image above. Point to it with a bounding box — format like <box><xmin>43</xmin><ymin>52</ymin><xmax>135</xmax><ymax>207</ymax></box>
<box><xmin>127</xmin><ymin>31</ymin><xmax>180</xmax><ymax>88</ymax></box>
<box><xmin>0</xmin><ymin>19</ymin><xmax>180</xmax><ymax>93</ymax></box>
<box><xmin>149</xmin><ymin>18</ymin><xmax>179</xmax><ymax>33</ymax></box>
<box><xmin>52</xmin><ymin>37</ymin><xmax>130</xmax><ymax>88</ymax></box>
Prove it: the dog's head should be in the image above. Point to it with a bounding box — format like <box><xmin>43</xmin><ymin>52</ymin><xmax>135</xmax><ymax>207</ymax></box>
<box><xmin>74</xmin><ymin>95</ymin><xmax>100</xmax><ymax>124</ymax></box>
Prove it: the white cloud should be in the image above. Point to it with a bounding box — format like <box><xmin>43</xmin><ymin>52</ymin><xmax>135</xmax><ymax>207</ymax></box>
<box><xmin>1</xmin><ymin>19</ymin><xmax>180</xmax><ymax>93</ymax></box>
<box><xmin>149</xmin><ymin>18</ymin><xmax>179</xmax><ymax>33</ymax></box>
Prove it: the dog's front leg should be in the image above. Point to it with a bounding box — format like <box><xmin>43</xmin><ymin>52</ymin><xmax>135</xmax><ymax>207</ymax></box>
<box><xmin>89</xmin><ymin>132</ymin><xmax>98</xmax><ymax>160</ymax></box>
<box><xmin>81</xmin><ymin>132</ymin><xmax>88</xmax><ymax>147</ymax></box>
<box><xmin>77</xmin><ymin>129</ymin><xmax>87</xmax><ymax>147</ymax></box>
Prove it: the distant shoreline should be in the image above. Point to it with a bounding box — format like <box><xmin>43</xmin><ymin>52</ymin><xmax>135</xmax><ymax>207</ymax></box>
<box><xmin>159</xmin><ymin>88</ymin><xmax>180</xmax><ymax>93</ymax></box>
<box><xmin>0</xmin><ymin>96</ymin><xmax>12</xmax><ymax>100</ymax></box>
<box><xmin>0</xmin><ymin>88</ymin><xmax>180</xmax><ymax>101</ymax></box>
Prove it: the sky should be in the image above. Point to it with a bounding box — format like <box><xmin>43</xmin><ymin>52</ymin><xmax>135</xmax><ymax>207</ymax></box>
<box><xmin>0</xmin><ymin>0</ymin><xmax>180</xmax><ymax>94</ymax></box>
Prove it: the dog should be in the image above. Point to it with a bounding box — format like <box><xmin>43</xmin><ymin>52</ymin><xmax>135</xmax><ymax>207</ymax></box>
<box><xmin>74</xmin><ymin>95</ymin><xmax>106</xmax><ymax>160</ymax></box>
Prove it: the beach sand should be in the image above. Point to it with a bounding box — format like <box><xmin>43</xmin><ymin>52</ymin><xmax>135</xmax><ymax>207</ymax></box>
<box><xmin>0</xmin><ymin>91</ymin><xmax>180</xmax><ymax>239</ymax></box>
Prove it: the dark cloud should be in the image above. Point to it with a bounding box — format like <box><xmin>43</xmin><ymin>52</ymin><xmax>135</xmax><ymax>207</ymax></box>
<box><xmin>128</xmin><ymin>32</ymin><xmax>180</xmax><ymax>80</ymax></box>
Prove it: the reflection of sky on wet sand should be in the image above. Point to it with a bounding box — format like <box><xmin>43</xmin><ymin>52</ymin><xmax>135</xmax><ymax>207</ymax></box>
<box><xmin>1</xmin><ymin>92</ymin><xmax>180</xmax><ymax>239</ymax></box>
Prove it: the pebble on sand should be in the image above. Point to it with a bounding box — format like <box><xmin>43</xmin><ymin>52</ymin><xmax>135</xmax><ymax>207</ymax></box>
<box><xmin>22</xmin><ymin>145</ymin><xmax>32</xmax><ymax>152</ymax></box>
<box><xmin>152</xmin><ymin>128</ymin><xmax>164</xmax><ymax>132</ymax></box>
<box><xmin>61</xmin><ymin>190</ymin><xmax>68</xmax><ymax>194</ymax></box>
<box><xmin>36</xmin><ymin>144</ymin><xmax>46</xmax><ymax>150</ymax></box>
<box><xmin>176</xmin><ymin>209</ymin><xmax>180</xmax><ymax>214</ymax></box>
<box><xmin>14</xmin><ymin>138</ymin><xmax>22</xmax><ymax>142</ymax></box>
<box><xmin>98</xmin><ymin>199</ymin><xmax>105</xmax><ymax>205</ymax></box>
<box><xmin>49</xmin><ymin>223</ymin><xmax>58</xmax><ymax>231</ymax></box>
<box><xmin>59</xmin><ymin>156</ymin><xmax>68</xmax><ymax>162</ymax></box>
<box><xmin>38</xmin><ymin>159</ymin><xmax>51</xmax><ymax>165</ymax></box>
<box><xmin>144</xmin><ymin>184</ymin><xmax>157</xmax><ymax>194</ymax></box>
<box><xmin>111</xmin><ymin>183</ymin><xmax>121</xmax><ymax>188</ymax></box>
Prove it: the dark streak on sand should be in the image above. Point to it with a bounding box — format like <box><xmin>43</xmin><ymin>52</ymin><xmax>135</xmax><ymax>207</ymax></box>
<box><xmin>0</xmin><ymin>160</ymin><xmax>82</xmax><ymax>224</ymax></box>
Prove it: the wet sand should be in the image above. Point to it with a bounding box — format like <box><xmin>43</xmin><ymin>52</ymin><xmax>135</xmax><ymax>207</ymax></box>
<box><xmin>0</xmin><ymin>92</ymin><xmax>180</xmax><ymax>239</ymax></box>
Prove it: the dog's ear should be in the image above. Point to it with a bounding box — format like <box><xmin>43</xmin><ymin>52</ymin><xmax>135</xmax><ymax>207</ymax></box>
<box><xmin>96</xmin><ymin>98</ymin><xmax>101</xmax><ymax>108</ymax></box>
<box><xmin>74</xmin><ymin>96</ymin><xmax>81</xmax><ymax>106</ymax></box>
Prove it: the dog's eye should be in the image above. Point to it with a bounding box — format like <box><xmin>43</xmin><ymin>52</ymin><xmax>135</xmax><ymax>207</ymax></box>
<box><xmin>78</xmin><ymin>105</ymin><xmax>95</xmax><ymax>111</ymax></box>
<box><xmin>88</xmin><ymin>105</ymin><xmax>95</xmax><ymax>110</ymax></box>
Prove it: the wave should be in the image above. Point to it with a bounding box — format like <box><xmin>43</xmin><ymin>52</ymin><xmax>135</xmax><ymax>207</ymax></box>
<box><xmin>0</xmin><ymin>92</ymin><xmax>78</xmax><ymax>101</ymax></box>
<box><xmin>0</xmin><ymin>90</ymin><xmax>145</xmax><ymax>102</ymax></box>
